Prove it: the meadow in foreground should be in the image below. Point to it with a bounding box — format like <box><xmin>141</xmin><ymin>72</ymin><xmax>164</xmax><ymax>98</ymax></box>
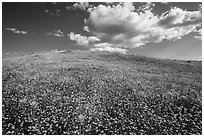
<box><xmin>2</xmin><ymin>50</ymin><xmax>202</xmax><ymax>135</ymax></box>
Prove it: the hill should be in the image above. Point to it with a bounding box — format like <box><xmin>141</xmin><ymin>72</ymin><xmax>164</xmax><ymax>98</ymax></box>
<box><xmin>2</xmin><ymin>50</ymin><xmax>202</xmax><ymax>135</ymax></box>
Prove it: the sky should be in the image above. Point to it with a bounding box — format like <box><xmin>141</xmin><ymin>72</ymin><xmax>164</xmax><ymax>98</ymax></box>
<box><xmin>2</xmin><ymin>2</ymin><xmax>202</xmax><ymax>60</ymax></box>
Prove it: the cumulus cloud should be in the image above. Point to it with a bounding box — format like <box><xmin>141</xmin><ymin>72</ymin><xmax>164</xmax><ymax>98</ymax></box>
<box><xmin>194</xmin><ymin>24</ymin><xmax>202</xmax><ymax>40</ymax></box>
<box><xmin>195</xmin><ymin>35</ymin><xmax>202</xmax><ymax>40</ymax></box>
<box><xmin>69</xmin><ymin>32</ymin><xmax>99</xmax><ymax>46</ymax></box>
<box><xmin>47</xmin><ymin>30</ymin><xmax>64</xmax><ymax>37</ymax></box>
<box><xmin>67</xmin><ymin>2</ymin><xmax>90</xmax><ymax>11</ymax></box>
<box><xmin>85</xmin><ymin>3</ymin><xmax>201</xmax><ymax>47</ymax></box>
<box><xmin>5</xmin><ymin>28</ymin><xmax>28</xmax><ymax>35</ymax></box>
<box><xmin>69</xmin><ymin>2</ymin><xmax>202</xmax><ymax>52</ymax></box>
<box><xmin>159</xmin><ymin>7</ymin><xmax>202</xmax><ymax>27</ymax></box>
<box><xmin>69</xmin><ymin>32</ymin><xmax>127</xmax><ymax>54</ymax></box>
<box><xmin>73</xmin><ymin>2</ymin><xmax>89</xmax><ymax>10</ymax></box>
<box><xmin>92</xmin><ymin>42</ymin><xmax>127</xmax><ymax>54</ymax></box>
<box><xmin>136</xmin><ymin>2</ymin><xmax>155</xmax><ymax>12</ymax></box>
<box><xmin>85</xmin><ymin>3</ymin><xmax>160</xmax><ymax>48</ymax></box>
<box><xmin>83</xmin><ymin>26</ymin><xmax>90</xmax><ymax>32</ymax></box>
<box><xmin>90</xmin><ymin>46</ymin><xmax>127</xmax><ymax>54</ymax></box>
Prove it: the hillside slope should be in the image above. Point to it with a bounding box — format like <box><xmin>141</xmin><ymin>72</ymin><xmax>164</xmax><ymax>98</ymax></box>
<box><xmin>2</xmin><ymin>51</ymin><xmax>202</xmax><ymax>135</ymax></box>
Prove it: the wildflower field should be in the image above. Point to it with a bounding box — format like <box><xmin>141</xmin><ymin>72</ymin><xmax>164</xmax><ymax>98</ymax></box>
<box><xmin>2</xmin><ymin>50</ymin><xmax>202</xmax><ymax>135</ymax></box>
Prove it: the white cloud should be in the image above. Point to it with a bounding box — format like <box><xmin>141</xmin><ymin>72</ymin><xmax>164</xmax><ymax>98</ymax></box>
<box><xmin>195</xmin><ymin>35</ymin><xmax>202</xmax><ymax>40</ymax></box>
<box><xmin>69</xmin><ymin>32</ymin><xmax>127</xmax><ymax>54</ymax></box>
<box><xmin>69</xmin><ymin>32</ymin><xmax>88</xmax><ymax>45</ymax></box>
<box><xmin>73</xmin><ymin>2</ymin><xmax>89</xmax><ymax>10</ymax></box>
<box><xmin>198</xmin><ymin>4</ymin><xmax>202</xmax><ymax>11</ymax></box>
<box><xmin>69</xmin><ymin>2</ymin><xmax>202</xmax><ymax>51</ymax></box>
<box><xmin>90</xmin><ymin>46</ymin><xmax>126</xmax><ymax>54</ymax></box>
<box><xmin>85</xmin><ymin>3</ymin><xmax>159</xmax><ymax>48</ymax></box>
<box><xmin>53</xmin><ymin>30</ymin><xmax>64</xmax><ymax>37</ymax></box>
<box><xmin>83</xmin><ymin>26</ymin><xmax>90</xmax><ymax>32</ymax></box>
<box><xmin>194</xmin><ymin>25</ymin><xmax>202</xmax><ymax>40</ymax></box>
<box><xmin>84</xmin><ymin>3</ymin><xmax>202</xmax><ymax>48</ymax></box>
<box><xmin>159</xmin><ymin>7</ymin><xmax>202</xmax><ymax>27</ymax></box>
<box><xmin>136</xmin><ymin>2</ymin><xmax>155</xmax><ymax>12</ymax></box>
<box><xmin>162</xmin><ymin>7</ymin><xmax>187</xmax><ymax>25</ymax></box>
<box><xmin>5</xmin><ymin>28</ymin><xmax>28</xmax><ymax>35</ymax></box>
<box><xmin>67</xmin><ymin>2</ymin><xmax>90</xmax><ymax>11</ymax></box>
<box><xmin>69</xmin><ymin>32</ymin><xmax>99</xmax><ymax>46</ymax></box>
<box><xmin>159</xmin><ymin>25</ymin><xmax>198</xmax><ymax>41</ymax></box>
<box><xmin>20</xmin><ymin>31</ymin><xmax>27</xmax><ymax>34</ymax></box>
<box><xmin>46</xmin><ymin>30</ymin><xmax>64</xmax><ymax>37</ymax></box>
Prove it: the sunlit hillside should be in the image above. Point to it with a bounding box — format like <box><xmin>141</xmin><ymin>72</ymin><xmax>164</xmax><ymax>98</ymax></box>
<box><xmin>2</xmin><ymin>50</ymin><xmax>202</xmax><ymax>135</ymax></box>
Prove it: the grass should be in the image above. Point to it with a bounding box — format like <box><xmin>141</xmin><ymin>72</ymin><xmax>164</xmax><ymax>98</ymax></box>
<box><xmin>2</xmin><ymin>50</ymin><xmax>202</xmax><ymax>135</ymax></box>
